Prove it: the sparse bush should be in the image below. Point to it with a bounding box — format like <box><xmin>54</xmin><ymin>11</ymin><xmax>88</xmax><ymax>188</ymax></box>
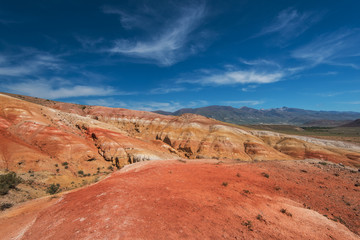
<box><xmin>280</xmin><ymin>208</ymin><xmax>292</xmax><ymax>217</ymax></box>
<box><xmin>0</xmin><ymin>203</ymin><xmax>13</xmax><ymax>211</ymax></box>
<box><xmin>319</xmin><ymin>162</ymin><xmax>327</xmax><ymax>166</ymax></box>
<box><xmin>242</xmin><ymin>220</ymin><xmax>253</xmax><ymax>231</ymax></box>
<box><xmin>62</xmin><ymin>162</ymin><xmax>68</xmax><ymax>166</ymax></box>
<box><xmin>65</xmin><ymin>166</ymin><xmax>68</xmax><ymax>169</ymax></box>
<box><xmin>243</xmin><ymin>189</ymin><xmax>250</xmax><ymax>194</ymax></box>
<box><xmin>222</xmin><ymin>182</ymin><xmax>228</xmax><ymax>187</ymax></box>
<box><xmin>256</xmin><ymin>214</ymin><xmax>265</xmax><ymax>222</ymax></box>
<box><xmin>331</xmin><ymin>215</ymin><xmax>347</xmax><ymax>226</ymax></box>
<box><xmin>107</xmin><ymin>166</ymin><xmax>113</xmax><ymax>171</ymax></box>
<box><xmin>78</xmin><ymin>170</ymin><xmax>84</xmax><ymax>175</ymax></box>
<box><xmin>261</xmin><ymin>172</ymin><xmax>269</xmax><ymax>178</ymax></box>
<box><xmin>56</xmin><ymin>169</ymin><xmax>60</xmax><ymax>173</ymax></box>
<box><xmin>55</xmin><ymin>164</ymin><xmax>58</xmax><ymax>167</ymax></box>
<box><xmin>236</xmin><ymin>173</ymin><xmax>241</xmax><ymax>177</ymax></box>
<box><xmin>0</xmin><ymin>172</ymin><xmax>22</xmax><ymax>195</ymax></box>
<box><xmin>47</xmin><ymin>183</ymin><xmax>60</xmax><ymax>195</ymax></box>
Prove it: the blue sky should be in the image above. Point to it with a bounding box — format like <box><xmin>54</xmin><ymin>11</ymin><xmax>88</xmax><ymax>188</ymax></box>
<box><xmin>0</xmin><ymin>0</ymin><xmax>359</xmax><ymax>112</ymax></box>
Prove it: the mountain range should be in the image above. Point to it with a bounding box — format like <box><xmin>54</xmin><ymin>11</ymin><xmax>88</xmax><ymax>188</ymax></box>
<box><xmin>154</xmin><ymin>106</ymin><xmax>360</xmax><ymax>126</ymax></box>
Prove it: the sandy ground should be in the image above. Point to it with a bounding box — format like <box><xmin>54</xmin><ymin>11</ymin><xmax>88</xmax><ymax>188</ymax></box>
<box><xmin>0</xmin><ymin>159</ymin><xmax>359</xmax><ymax>240</ymax></box>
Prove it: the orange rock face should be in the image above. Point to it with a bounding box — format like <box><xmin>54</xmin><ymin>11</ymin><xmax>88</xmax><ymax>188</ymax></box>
<box><xmin>1</xmin><ymin>92</ymin><xmax>360</xmax><ymax>178</ymax></box>
<box><xmin>1</xmin><ymin>160</ymin><xmax>359</xmax><ymax>239</ymax></box>
<box><xmin>0</xmin><ymin>94</ymin><xmax>178</xmax><ymax>180</ymax></box>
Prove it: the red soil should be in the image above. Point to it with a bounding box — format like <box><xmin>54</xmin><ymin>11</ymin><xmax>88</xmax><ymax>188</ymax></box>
<box><xmin>1</xmin><ymin>160</ymin><xmax>359</xmax><ymax>240</ymax></box>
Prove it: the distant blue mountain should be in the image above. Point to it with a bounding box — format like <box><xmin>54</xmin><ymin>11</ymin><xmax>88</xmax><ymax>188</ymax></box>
<box><xmin>153</xmin><ymin>105</ymin><xmax>360</xmax><ymax>126</ymax></box>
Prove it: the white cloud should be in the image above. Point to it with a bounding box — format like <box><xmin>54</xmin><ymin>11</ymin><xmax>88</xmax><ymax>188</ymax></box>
<box><xmin>292</xmin><ymin>28</ymin><xmax>360</xmax><ymax>68</ymax></box>
<box><xmin>179</xmin><ymin>69</ymin><xmax>284</xmax><ymax>86</ymax></box>
<box><xmin>238</xmin><ymin>58</ymin><xmax>281</xmax><ymax>68</ymax></box>
<box><xmin>0</xmin><ymin>18</ymin><xmax>18</xmax><ymax>25</ymax></box>
<box><xmin>319</xmin><ymin>90</ymin><xmax>360</xmax><ymax>97</ymax></box>
<box><xmin>83</xmin><ymin>98</ymin><xmax>128</xmax><ymax>108</ymax></box>
<box><xmin>241</xmin><ymin>85</ymin><xmax>258</xmax><ymax>92</ymax></box>
<box><xmin>0</xmin><ymin>53</ymin><xmax>62</xmax><ymax>77</ymax></box>
<box><xmin>1</xmin><ymin>79</ymin><xmax>132</xmax><ymax>99</ymax></box>
<box><xmin>102</xmin><ymin>6</ymin><xmax>146</xmax><ymax>30</ymax></box>
<box><xmin>339</xmin><ymin>101</ymin><xmax>360</xmax><ymax>105</ymax></box>
<box><xmin>256</xmin><ymin>8</ymin><xmax>323</xmax><ymax>41</ymax></box>
<box><xmin>75</xmin><ymin>36</ymin><xmax>104</xmax><ymax>49</ymax></box>
<box><xmin>107</xmin><ymin>3</ymin><xmax>207</xmax><ymax>66</ymax></box>
<box><xmin>148</xmin><ymin>87</ymin><xmax>186</xmax><ymax>95</ymax></box>
<box><xmin>83</xmin><ymin>98</ymin><xmax>208</xmax><ymax>112</ymax></box>
<box><xmin>222</xmin><ymin>100</ymin><xmax>264</xmax><ymax>106</ymax></box>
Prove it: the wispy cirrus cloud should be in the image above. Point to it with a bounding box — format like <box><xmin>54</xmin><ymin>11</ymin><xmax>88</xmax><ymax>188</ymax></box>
<box><xmin>1</xmin><ymin>79</ymin><xmax>115</xmax><ymax>99</ymax></box>
<box><xmin>338</xmin><ymin>101</ymin><xmax>360</xmax><ymax>105</ymax></box>
<box><xmin>317</xmin><ymin>90</ymin><xmax>360</xmax><ymax>97</ymax></box>
<box><xmin>0</xmin><ymin>52</ymin><xmax>62</xmax><ymax>77</ymax></box>
<box><xmin>105</xmin><ymin>2</ymin><xmax>208</xmax><ymax>66</ymax></box>
<box><xmin>292</xmin><ymin>28</ymin><xmax>360</xmax><ymax>68</ymax></box>
<box><xmin>102</xmin><ymin>6</ymin><xmax>149</xmax><ymax>30</ymax></box>
<box><xmin>179</xmin><ymin>69</ymin><xmax>284</xmax><ymax>86</ymax></box>
<box><xmin>239</xmin><ymin>58</ymin><xmax>281</xmax><ymax>68</ymax></box>
<box><xmin>83</xmin><ymin>98</ymin><xmax>208</xmax><ymax>112</ymax></box>
<box><xmin>1</xmin><ymin>78</ymin><xmax>136</xmax><ymax>99</ymax></box>
<box><xmin>222</xmin><ymin>100</ymin><xmax>264</xmax><ymax>106</ymax></box>
<box><xmin>241</xmin><ymin>85</ymin><xmax>258</xmax><ymax>92</ymax></box>
<box><xmin>256</xmin><ymin>8</ymin><xmax>323</xmax><ymax>42</ymax></box>
<box><xmin>75</xmin><ymin>35</ymin><xmax>104</xmax><ymax>49</ymax></box>
<box><xmin>148</xmin><ymin>87</ymin><xmax>186</xmax><ymax>95</ymax></box>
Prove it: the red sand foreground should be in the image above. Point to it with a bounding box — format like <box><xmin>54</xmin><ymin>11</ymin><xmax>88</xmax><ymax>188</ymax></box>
<box><xmin>1</xmin><ymin>159</ymin><xmax>359</xmax><ymax>240</ymax></box>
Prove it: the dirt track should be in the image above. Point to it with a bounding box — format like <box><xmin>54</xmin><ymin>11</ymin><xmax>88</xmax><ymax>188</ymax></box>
<box><xmin>1</xmin><ymin>159</ymin><xmax>359</xmax><ymax>239</ymax></box>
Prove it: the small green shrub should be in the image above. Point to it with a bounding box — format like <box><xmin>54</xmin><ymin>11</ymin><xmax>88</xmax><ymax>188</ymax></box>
<box><xmin>261</xmin><ymin>172</ymin><xmax>269</xmax><ymax>178</ymax></box>
<box><xmin>107</xmin><ymin>166</ymin><xmax>113</xmax><ymax>171</ymax></box>
<box><xmin>47</xmin><ymin>183</ymin><xmax>60</xmax><ymax>195</ymax></box>
<box><xmin>222</xmin><ymin>182</ymin><xmax>228</xmax><ymax>187</ymax></box>
<box><xmin>256</xmin><ymin>214</ymin><xmax>265</xmax><ymax>222</ymax></box>
<box><xmin>242</xmin><ymin>220</ymin><xmax>253</xmax><ymax>231</ymax></box>
<box><xmin>0</xmin><ymin>203</ymin><xmax>13</xmax><ymax>211</ymax></box>
<box><xmin>280</xmin><ymin>208</ymin><xmax>292</xmax><ymax>217</ymax></box>
<box><xmin>78</xmin><ymin>170</ymin><xmax>84</xmax><ymax>175</ymax></box>
<box><xmin>61</xmin><ymin>162</ymin><xmax>68</xmax><ymax>166</ymax></box>
<box><xmin>0</xmin><ymin>172</ymin><xmax>22</xmax><ymax>195</ymax></box>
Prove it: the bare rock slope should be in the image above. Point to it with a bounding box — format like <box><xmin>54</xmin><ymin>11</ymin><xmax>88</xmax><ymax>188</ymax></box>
<box><xmin>1</xmin><ymin>160</ymin><xmax>359</xmax><ymax>239</ymax></box>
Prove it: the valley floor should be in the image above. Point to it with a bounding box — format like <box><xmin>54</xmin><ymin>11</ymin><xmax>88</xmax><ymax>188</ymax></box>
<box><xmin>1</xmin><ymin>159</ymin><xmax>359</xmax><ymax>240</ymax></box>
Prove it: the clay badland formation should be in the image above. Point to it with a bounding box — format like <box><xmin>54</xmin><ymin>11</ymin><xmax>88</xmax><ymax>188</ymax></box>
<box><xmin>0</xmin><ymin>92</ymin><xmax>360</xmax><ymax>239</ymax></box>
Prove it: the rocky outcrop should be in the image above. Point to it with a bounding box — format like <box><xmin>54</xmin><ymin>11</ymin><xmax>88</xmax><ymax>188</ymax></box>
<box><xmin>0</xmin><ymin>94</ymin><xmax>178</xmax><ymax>180</ymax></box>
<box><xmin>1</xmin><ymin>92</ymin><xmax>360</xmax><ymax>178</ymax></box>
